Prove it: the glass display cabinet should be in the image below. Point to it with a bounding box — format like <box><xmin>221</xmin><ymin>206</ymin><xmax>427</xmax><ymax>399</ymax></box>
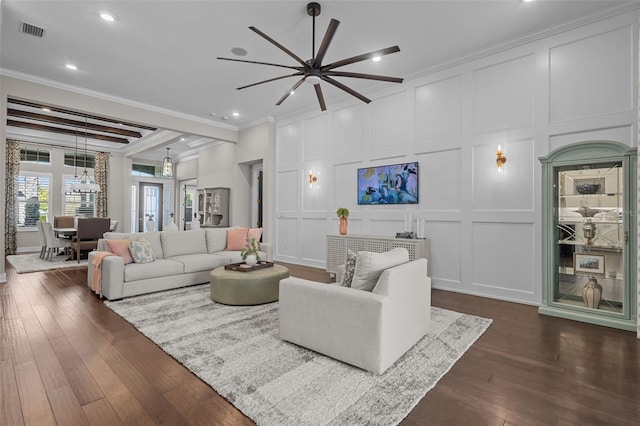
<box><xmin>540</xmin><ymin>141</ymin><xmax>637</xmax><ymax>331</ymax></box>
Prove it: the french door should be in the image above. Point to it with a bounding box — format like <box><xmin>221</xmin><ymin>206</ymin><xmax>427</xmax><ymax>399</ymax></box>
<box><xmin>138</xmin><ymin>182</ymin><xmax>163</xmax><ymax>232</ymax></box>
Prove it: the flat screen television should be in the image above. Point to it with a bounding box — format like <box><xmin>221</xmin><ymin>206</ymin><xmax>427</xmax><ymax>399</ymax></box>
<box><xmin>357</xmin><ymin>162</ymin><xmax>419</xmax><ymax>205</ymax></box>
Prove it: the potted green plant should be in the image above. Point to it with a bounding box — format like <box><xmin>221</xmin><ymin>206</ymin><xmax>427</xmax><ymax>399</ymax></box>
<box><xmin>336</xmin><ymin>207</ymin><xmax>349</xmax><ymax>235</ymax></box>
<box><xmin>240</xmin><ymin>237</ymin><xmax>261</xmax><ymax>265</ymax></box>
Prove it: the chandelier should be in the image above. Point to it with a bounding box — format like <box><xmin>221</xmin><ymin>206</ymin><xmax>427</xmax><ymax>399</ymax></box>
<box><xmin>71</xmin><ymin>117</ymin><xmax>100</xmax><ymax>193</ymax></box>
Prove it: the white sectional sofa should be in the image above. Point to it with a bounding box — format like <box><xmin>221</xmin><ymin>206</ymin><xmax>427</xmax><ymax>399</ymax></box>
<box><xmin>87</xmin><ymin>228</ymin><xmax>272</xmax><ymax>300</ymax></box>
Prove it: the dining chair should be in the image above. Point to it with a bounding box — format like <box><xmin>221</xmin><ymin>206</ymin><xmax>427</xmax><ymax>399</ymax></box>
<box><xmin>42</xmin><ymin>222</ymin><xmax>71</xmax><ymax>261</ymax></box>
<box><xmin>54</xmin><ymin>215</ymin><xmax>75</xmax><ymax>228</ymax></box>
<box><xmin>71</xmin><ymin>218</ymin><xmax>111</xmax><ymax>263</ymax></box>
<box><xmin>36</xmin><ymin>221</ymin><xmax>47</xmax><ymax>259</ymax></box>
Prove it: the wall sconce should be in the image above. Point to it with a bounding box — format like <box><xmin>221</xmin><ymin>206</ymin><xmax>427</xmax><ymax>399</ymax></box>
<box><xmin>308</xmin><ymin>170</ymin><xmax>318</xmax><ymax>188</ymax></box>
<box><xmin>496</xmin><ymin>145</ymin><xmax>507</xmax><ymax>173</ymax></box>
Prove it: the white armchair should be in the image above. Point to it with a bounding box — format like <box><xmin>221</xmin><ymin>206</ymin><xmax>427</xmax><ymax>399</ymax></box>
<box><xmin>279</xmin><ymin>258</ymin><xmax>431</xmax><ymax>374</ymax></box>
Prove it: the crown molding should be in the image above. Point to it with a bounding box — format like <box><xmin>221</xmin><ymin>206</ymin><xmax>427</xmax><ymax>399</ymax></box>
<box><xmin>238</xmin><ymin>116</ymin><xmax>275</xmax><ymax>131</ymax></box>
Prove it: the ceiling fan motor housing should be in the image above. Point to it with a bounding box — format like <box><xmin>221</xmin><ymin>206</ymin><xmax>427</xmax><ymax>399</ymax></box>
<box><xmin>307</xmin><ymin>2</ymin><xmax>321</xmax><ymax>17</ymax></box>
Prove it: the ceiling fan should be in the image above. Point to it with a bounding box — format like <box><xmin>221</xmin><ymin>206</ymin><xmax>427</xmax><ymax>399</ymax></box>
<box><xmin>217</xmin><ymin>2</ymin><xmax>403</xmax><ymax>111</ymax></box>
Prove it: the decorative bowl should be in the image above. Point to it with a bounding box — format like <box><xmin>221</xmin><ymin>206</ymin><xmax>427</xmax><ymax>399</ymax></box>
<box><xmin>576</xmin><ymin>183</ymin><xmax>600</xmax><ymax>194</ymax></box>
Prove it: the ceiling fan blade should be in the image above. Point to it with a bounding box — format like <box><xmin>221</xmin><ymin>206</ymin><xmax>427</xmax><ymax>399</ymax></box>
<box><xmin>313</xmin><ymin>19</ymin><xmax>340</xmax><ymax>68</ymax></box>
<box><xmin>321</xmin><ymin>75</ymin><xmax>371</xmax><ymax>104</ymax></box>
<box><xmin>237</xmin><ymin>72</ymin><xmax>304</xmax><ymax>90</ymax></box>
<box><xmin>249</xmin><ymin>26</ymin><xmax>308</xmax><ymax>68</ymax></box>
<box><xmin>217</xmin><ymin>57</ymin><xmax>303</xmax><ymax>71</ymax></box>
<box><xmin>275</xmin><ymin>77</ymin><xmax>307</xmax><ymax>106</ymax></box>
<box><xmin>314</xmin><ymin>84</ymin><xmax>327</xmax><ymax>111</ymax></box>
<box><xmin>325</xmin><ymin>70</ymin><xmax>403</xmax><ymax>83</ymax></box>
<box><xmin>322</xmin><ymin>46</ymin><xmax>401</xmax><ymax>71</ymax></box>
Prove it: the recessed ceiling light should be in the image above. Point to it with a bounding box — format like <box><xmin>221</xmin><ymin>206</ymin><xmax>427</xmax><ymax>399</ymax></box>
<box><xmin>100</xmin><ymin>12</ymin><xmax>115</xmax><ymax>22</ymax></box>
<box><xmin>231</xmin><ymin>47</ymin><xmax>248</xmax><ymax>56</ymax></box>
<box><xmin>65</xmin><ymin>63</ymin><xmax>77</xmax><ymax>70</ymax></box>
<box><xmin>372</xmin><ymin>56</ymin><xmax>381</xmax><ymax>62</ymax></box>
<box><xmin>209</xmin><ymin>112</ymin><xmax>217</xmax><ymax>117</ymax></box>
<box><xmin>232</xmin><ymin>112</ymin><xmax>239</xmax><ymax>117</ymax></box>
<box><xmin>222</xmin><ymin>116</ymin><xmax>230</xmax><ymax>120</ymax></box>
<box><xmin>42</xmin><ymin>107</ymin><xmax>51</xmax><ymax>112</ymax></box>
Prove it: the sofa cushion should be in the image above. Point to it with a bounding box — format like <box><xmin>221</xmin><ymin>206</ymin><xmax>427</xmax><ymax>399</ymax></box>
<box><xmin>248</xmin><ymin>227</ymin><xmax>262</xmax><ymax>241</ymax></box>
<box><xmin>106</xmin><ymin>238</ymin><xmax>133</xmax><ymax>264</ymax></box>
<box><xmin>340</xmin><ymin>249</ymin><xmax>357</xmax><ymax>287</ymax></box>
<box><xmin>213</xmin><ymin>250</ymin><xmax>268</xmax><ymax>264</ymax></box>
<box><xmin>205</xmin><ymin>227</ymin><xmax>236</xmax><ymax>253</ymax></box>
<box><xmin>161</xmin><ymin>229</ymin><xmax>207</xmax><ymax>258</ymax></box>
<box><xmin>129</xmin><ymin>237</ymin><xmax>156</xmax><ymax>263</ymax></box>
<box><xmin>124</xmin><ymin>259</ymin><xmax>184</xmax><ymax>282</ymax></box>
<box><xmin>104</xmin><ymin>231</ymin><xmax>164</xmax><ymax>259</ymax></box>
<box><xmin>212</xmin><ymin>250</ymin><xmax>244</xmax><ymax>264</ymax></box>
<box><xmin>226</xmin><ymin>228</ymin><xmax>249</xmax><ymax>250</ymax></box>
<box><xmin>168</xmin><ymin>253</ymin><xmax>229</xmax><ymax>273</ymax></box>
<box><xmin>350</xmin><ymin>248</ymin><xmax>409</xmax><ymax>292</ymax></box>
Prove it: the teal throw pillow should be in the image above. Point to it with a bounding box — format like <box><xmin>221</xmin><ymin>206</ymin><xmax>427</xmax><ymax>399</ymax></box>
<box><xmin>129</xmin><ymin>237</ymin><xmax>156</xmax><ymax>263</ymax></box>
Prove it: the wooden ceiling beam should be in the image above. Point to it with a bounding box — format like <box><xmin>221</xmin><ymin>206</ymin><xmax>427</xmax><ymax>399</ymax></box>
<box><xmin>8</xmin><ymin>109</ymin><xmax>143</xmax><ymax>138</ymax></box>
<box><xmin>7</xmin><ymin>120</ymin><xmax>130</xmax><ymax>144</ymax></box>
<box><xmin>8</xmin><ymin>97</ymin><xmax>157</xmax><ymax>131</ymax></box>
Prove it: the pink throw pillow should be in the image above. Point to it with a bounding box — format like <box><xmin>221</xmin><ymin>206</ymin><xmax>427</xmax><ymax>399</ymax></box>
<box><xmin>248</xmin><ymin>227</ymin><xmax>262</xmax><ymax>242</ymax></box>
<box><xmin>226</xmin><ymin>228</ymin><xmax>249</xmax><ymax>251</ymax></box>
<box><xmin>106</xmin><ymin>238</ymin><xmax>133</xmax><ymax>264</ymax></box>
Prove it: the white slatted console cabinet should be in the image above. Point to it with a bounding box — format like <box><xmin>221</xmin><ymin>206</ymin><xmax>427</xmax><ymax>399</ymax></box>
<box><xmin>326</xmin><ymin>234</ymin><xmax>431</xmax><ymax>277</ymax></box>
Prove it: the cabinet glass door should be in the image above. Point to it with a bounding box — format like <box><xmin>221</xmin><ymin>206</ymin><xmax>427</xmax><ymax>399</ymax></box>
<box><xmin>553</xmin><ymin>161</ymin><xmax>625</xmax><ymax>315</ymax></box>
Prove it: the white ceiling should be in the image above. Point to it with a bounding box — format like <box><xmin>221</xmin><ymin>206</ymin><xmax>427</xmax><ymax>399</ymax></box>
<box><xmin>1</xmin><ymin>0</ymin><xmax>636</xmax><ymax>160</ymax></box>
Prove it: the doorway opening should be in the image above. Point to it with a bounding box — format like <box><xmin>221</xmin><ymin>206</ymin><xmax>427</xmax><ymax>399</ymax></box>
<box><xmin>132</xmin><ymin>182</ymin><xmax>171</xmax><ymax>232</ymax></box>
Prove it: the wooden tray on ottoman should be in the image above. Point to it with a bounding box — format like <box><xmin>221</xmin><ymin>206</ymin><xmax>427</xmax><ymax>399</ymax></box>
<box><xmin>225</xmin><ymin>261</ymin><xmax>274</xmax><ymax>272</ymax></box>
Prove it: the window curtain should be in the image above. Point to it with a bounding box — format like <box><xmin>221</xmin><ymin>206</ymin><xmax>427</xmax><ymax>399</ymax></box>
<box><xmin>5</xmin><ymin>140</ymin><xmax>21</xmax><ymax>255</ymax></box>
<box><xmin>94</xmin><ymin>152</ymin><xmax>109</xmax><ymax>218</ymax></box>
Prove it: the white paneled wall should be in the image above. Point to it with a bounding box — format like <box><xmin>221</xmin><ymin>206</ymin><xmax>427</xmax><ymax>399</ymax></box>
<box><xmin>549</xmin><ymin>26</ymin><xmax>633</xmax><ymax>122</ymax></box>
<box><xmin>274</xmin><ymin>10</ymin><xmax>638</xmax><ymax>305</ymax></box>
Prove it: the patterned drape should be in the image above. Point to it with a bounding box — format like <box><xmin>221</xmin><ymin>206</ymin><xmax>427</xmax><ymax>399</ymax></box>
<box><xmin>5</xmin><ymin>140</ymin><xmax>21</xmax><ymax>255</ymax></box>
<box><xmin>95</xmin><ymin>152</ymin><xmax>109</xmax><ymax>218</ymax></box>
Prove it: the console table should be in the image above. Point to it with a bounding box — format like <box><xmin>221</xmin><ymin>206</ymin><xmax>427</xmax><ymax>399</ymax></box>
<box><xmin>326</xmin><ymin>234</ymin><xmax>431</xmax><ymax>276</ymax></box>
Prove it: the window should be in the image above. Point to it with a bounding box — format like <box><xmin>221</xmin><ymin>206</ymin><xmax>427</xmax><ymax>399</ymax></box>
<box><xmin>63</xmin><ymin>175</ymin><xmax>96</xmax><ymax>217</ymax></box>
<box><xmin>64</xmin><ymin>151</ymin><xmax>95</xmax><ymax>169</ymax></box>
<box><xmin>20</xmin><ymin>147</ymin><xmax>50</xmax><ymax>164</ymax></box>
<box><xmin>17</xmin><ymin>173</ymin><xmax>50</xmax><ymax>228</ymax></box>
<box><xmin>132</xmin><ymin>163</ymin><xmax>160</xmax><ymax>177</ymax></box>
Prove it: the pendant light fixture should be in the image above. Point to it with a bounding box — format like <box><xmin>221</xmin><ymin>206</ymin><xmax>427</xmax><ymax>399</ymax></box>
<box><xmin>65</xmin><ymin>127</ymin><xmax>82</xmax><ymax>194</ymax></box>
<box><xmin>162</xmin><ymin>147</ymin><xmax>174</xmax><ymax>178</ymax></box>
<box><xmin>72</xmin><ymin>116</ymin><xmax>100</xmax><ymax>193</ymax></box>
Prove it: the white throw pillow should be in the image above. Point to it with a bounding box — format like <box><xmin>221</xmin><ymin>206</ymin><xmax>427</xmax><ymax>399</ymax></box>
<box><xmin>350</xmin><ymin>247</ymin><xmax>409</xmax><ymax>292</ymax></box>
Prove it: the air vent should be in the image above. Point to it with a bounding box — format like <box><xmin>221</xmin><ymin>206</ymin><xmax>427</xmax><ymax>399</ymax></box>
<box><xmin>20</xmin><ymin>21</ymin><xmax>45</xmax><ymax>38</ymax></box>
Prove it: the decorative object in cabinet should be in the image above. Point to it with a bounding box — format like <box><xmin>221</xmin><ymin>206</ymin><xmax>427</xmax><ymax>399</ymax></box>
<box><xmin>539</xmin><ymin>141</ymin><xmax>636</xmax><ymax>331</ymax></box>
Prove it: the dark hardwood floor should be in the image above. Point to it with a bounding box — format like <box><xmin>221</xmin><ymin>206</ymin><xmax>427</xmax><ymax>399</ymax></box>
<box><xmin>1</xmin><ymin>260</ymin><xmax>638</xmax><ymax>425</ymax></box>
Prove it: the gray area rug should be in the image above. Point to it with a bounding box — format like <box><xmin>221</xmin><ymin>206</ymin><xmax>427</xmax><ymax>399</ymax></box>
<box><xmin>7</xmin><ymin>253</ymin><xmax>88</xmax><ymax>273</ymax></box>
<box><xmin>105</xmin><ymin>284</ymin><xmax>492</xmax><ymax>426</ymax></box>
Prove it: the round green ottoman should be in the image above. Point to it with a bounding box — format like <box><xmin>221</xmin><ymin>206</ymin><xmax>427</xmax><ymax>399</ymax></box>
<box><xmin>209</xmin><ymin>264</ymin><xmax>290</xmax><ymax>305</ymax></box>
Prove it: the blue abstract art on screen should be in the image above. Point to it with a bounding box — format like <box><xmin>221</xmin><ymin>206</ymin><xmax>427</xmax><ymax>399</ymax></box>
<box><xmin>357</xmin><ymin>162</ymin><xmax>419</xmax><ymax>205</ymax></box>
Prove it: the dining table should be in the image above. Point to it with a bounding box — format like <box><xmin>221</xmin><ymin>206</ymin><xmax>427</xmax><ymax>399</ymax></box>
<box><xmin>53</xmin><ymin>227</ymin><xmax>76</xmax><ymax>259</ymax></box>
<box><xmin>53</xmin><ymin>227</ymin><xmax>76</xmax><ymax>237</ymax></box>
